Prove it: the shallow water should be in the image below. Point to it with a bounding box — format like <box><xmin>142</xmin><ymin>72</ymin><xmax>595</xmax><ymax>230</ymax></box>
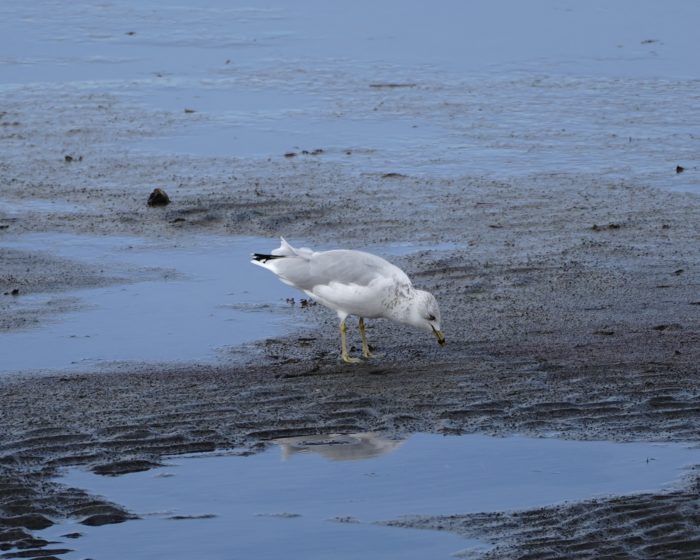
<box><xmin>40</xmin><ymin>432</ymin><xmax>700</xmax><ymax>559</ymax></box>
<box><xmin>0</xmin><ymin>234</ymin><xmax>300</xmax><ymax>373</ymax></box>
<box><xmin>0</xmin><ymin>234</ymin><xmax>456</xmax><ymax>374</ymax></box>
<box><xmin>1</xmin><ymin>0</ymin><xmax>698</xmax><ymax>192</ymax></box>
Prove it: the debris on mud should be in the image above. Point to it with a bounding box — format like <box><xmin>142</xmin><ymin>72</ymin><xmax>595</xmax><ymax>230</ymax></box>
<box><xmin>369</xmin><ymin>83</ymin><xmax>417</xmax><ymax>89</ymax></box>
<box><xmin>147</xmin><ymin>188</ymin><xmax>170</xmax><ymax>207</ymax></box>
<box><xmin>591</xmin><ymin>223</ymin><xmax>621</xmax><ymax>231</ymax></box>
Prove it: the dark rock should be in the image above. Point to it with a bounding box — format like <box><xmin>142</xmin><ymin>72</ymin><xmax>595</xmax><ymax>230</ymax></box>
<box><xmin>676</xmin><ymin>165</ymin><xmax>685</xmax><ymax>173</ymax></box>
<box><xmin>284</xmin><ymin>152</ymin><xmax>297</xmax><ymax>158</ymax></box>
<box><xmin>147</xmin><ymin>188</ymin><xmax>170</xmax><ymax>207</ymax></box>
<box><xmin>60</xmin><ymin>533</ymin><xmax>82</xmax><ymax>539</ymax></box>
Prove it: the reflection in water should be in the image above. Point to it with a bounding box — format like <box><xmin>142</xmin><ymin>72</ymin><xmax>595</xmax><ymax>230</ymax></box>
<box><xmin>274</xmin><ymin>432</ymin><xmax>404</xmax><ymax>461</ymax></box>
<box><xmin>43</xmin><ymin>434</ymin><xmax>700</xmax><ymax>560</ymax></box>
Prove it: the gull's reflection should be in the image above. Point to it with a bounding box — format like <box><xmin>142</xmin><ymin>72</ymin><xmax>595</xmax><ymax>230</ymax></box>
<box><xmin>274</xmin><ymin>432</ymin><xmax>405</xmax><ymax>462</ymax></box>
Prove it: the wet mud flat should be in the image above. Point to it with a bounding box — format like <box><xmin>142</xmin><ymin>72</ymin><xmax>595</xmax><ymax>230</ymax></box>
<box><xmin>2</xmin><ymin>2</ymin><xmax>700</xmax><ymax>552</ymax></box>
<box><xmin>1</xmin><ymin>161</ymin><xmax>700</xmax><ymax>557</ymax></box>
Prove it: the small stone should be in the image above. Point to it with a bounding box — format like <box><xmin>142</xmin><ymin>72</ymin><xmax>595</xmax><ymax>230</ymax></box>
<box><xmin>676</xmin><ymin>165</ymin><xmax>685</xmax><ymax>173</ymax></box>
<box><xmin>147</xmin><ymin>188</ymin><xmax>170</xmax><ymax>207</ymax></box>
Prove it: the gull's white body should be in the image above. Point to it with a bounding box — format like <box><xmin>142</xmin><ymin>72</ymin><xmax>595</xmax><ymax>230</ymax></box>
<box><xmin>251</xmin><ymin>238</ymin><xmax>445</xmax><ymax>362</ymax></box>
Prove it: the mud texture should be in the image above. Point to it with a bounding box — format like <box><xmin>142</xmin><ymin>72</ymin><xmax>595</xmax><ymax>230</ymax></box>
<box><xmin>0</xmin><ymin>247</ymin><xmax>119</xmax><ymax>332</ymax></box>
<box><xmin>1</xmin><ymin>89</ymin><xmax>700</xmax><ymax>558</ymax></box>
<box><xmin>385</xmin><ymin>475</ymin><xmax>700</xmax><ymax>559</ymax></box>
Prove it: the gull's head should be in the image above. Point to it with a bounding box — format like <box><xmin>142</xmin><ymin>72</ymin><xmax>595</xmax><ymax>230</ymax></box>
<box><xmin>407</xmin><ymin>290</ymin><xmax>445</xmax><ymax>346</ymax></box>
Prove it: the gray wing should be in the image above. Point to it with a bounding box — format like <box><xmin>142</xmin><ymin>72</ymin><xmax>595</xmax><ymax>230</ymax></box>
<box><xmin>270</xmin><ymin>249</ymin><xmax>411</xmax><ymax>291</ymax></box>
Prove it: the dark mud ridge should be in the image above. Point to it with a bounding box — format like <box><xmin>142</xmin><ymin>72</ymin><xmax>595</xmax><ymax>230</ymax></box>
<box><xmin>385</xmin><ymin>475</ymin><xmax>700</xmax><ymax>559</ymax></box>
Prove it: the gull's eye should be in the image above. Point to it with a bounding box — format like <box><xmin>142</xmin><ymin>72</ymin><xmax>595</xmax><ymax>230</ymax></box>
<box><xmin>427</xmin><ymin>314</ymin><xmax>436</xmax><ymax>321</ymax></box>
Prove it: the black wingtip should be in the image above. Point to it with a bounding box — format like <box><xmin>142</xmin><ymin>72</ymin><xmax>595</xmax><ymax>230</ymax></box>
<box><xmin>252</xmin><ymin>253</ymin><xmax>284</xmax><ymax>263</ymax></box>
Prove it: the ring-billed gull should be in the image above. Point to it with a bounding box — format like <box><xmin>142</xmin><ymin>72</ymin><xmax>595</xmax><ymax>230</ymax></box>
<box><xmin>252</xmin><ymin>237</ymin><xmax>445</xmax><ymax>363</ymax></box>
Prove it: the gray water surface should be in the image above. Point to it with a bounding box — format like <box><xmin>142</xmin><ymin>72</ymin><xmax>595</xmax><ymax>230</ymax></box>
<box><xmin>41</xmin><ymin>432</ymin><xmax>700</xmax><ymax>560</ymax></box>
<box><xmin>0</xmin><ymin>235</ymin><xmax>299</xmax><ymax>373</ymax></box>
<box><xmin>1</xmin><ymin>0</ymin><xmax>698</xmax><ymax>192</ymax></box>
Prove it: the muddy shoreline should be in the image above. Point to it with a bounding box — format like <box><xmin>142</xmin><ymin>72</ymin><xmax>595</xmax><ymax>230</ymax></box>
<box><xmin>2</xmin><ymin>57</ymin><xmax>700</xmax><ymax>558</ymax></box>
<box><xmin>2</xmin><ymin>157</ymin><xmax>700</xmax><ymax>557</ymax></box>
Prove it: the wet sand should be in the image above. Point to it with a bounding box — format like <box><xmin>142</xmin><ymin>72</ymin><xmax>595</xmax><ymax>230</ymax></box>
<box><xmin>2</xmin><ymin>138</ymin><xmax>699</xmax><ymax>557</ymax></box>
<box><xmin>2</xmin><ymin>1</ymin><xmax>700</xmax><ymax>556</ymax></box>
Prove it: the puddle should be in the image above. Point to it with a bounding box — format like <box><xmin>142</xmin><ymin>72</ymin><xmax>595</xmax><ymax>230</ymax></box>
<box><xmin>0</xmin><ymin>234</ymin><xmax>299</xmax><ymax>374</ymax></box>
<box><xmin>0</xmin><ymin>233</ymin><xmax>463</xmax><ymax>374</ymax></box>
<box><xmin>39</xmin><ymin>432</ymin><xmax>700</xmax><ymax>559</ymax></box>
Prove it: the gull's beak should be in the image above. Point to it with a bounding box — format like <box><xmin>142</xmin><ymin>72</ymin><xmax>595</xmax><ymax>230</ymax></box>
<box><xmin>431</xmin><ymin>325</ymin><xmax>446</xmax><ymax>346</ymax></box>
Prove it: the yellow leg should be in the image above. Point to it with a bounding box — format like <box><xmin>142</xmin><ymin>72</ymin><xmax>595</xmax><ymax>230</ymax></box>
<box><xmin>359</xmin><ymin>317</ymin><xmax>374</xmax><ymax>358</ymax></box>
<box><xmin>340</xmin><ymin>319</ymin><xmax>361</xmax><ymax>364</ymax></box>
